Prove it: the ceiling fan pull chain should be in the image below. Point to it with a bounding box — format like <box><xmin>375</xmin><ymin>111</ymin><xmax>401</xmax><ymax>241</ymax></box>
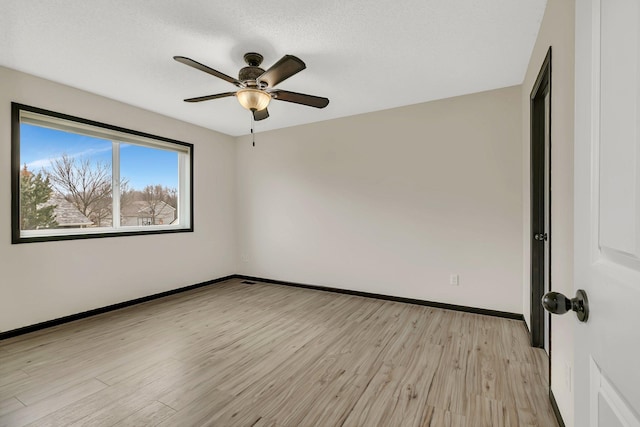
<box><xmin>251</xmin><ymin>112</ymin><xmax>255</xmax><ymax>147</ymax></box>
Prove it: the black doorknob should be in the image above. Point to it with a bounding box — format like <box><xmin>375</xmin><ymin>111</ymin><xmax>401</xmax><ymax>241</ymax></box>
<box><xmin>542</xmin><ymin>290</ymin><xmax>589</xmax><ymax>322</ymax></box>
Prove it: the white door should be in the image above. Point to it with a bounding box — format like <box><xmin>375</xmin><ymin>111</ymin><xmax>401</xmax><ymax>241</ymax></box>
<box><xmin>574</xmin><ymin>0</ymin><xmax>640</xmax><ymax>426</ymax></box>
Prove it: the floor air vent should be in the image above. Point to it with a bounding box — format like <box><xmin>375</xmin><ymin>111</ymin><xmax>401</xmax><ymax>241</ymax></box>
<box><xmin>241</xmin><ymin>280</ymin><xmax>257</xmax><ymax>284</ymax></box>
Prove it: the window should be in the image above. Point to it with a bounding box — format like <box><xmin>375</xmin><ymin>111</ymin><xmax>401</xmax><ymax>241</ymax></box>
<box><xmin>11</xmin><ymin>103</ymin><xmax>193</xmax><ymax>243</ymax></box>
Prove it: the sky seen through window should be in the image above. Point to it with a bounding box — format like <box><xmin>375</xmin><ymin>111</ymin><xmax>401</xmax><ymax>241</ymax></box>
<box><xmin>20</xmin><ymin>123</ymin><xmax>179</xmax><ymax>190</ymax></box>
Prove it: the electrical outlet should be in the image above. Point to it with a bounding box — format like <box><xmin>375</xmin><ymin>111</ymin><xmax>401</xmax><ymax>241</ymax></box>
<box><xmin>449</xmin><ymin>274</ymin><xmax>459</xmax><ymax>286</ymax></box>
<box><xmin>241</xmin><ymin>253</ymin><xmax>249</xmax><ymax>263</ymax></box>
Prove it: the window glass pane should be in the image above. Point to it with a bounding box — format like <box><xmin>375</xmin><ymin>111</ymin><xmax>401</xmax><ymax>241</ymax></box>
<box><xmin>119</xmin><ymin>143</ymin><xmax>179</xmax><ymax>227</ymax></box>
<box><xmin>19</xmin><ymin>123</ymin><xmax>113</xmax><ymax>230</ymax></box>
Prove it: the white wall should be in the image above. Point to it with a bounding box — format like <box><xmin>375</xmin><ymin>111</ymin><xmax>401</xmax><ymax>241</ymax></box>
<box><xmin>0</xmin><ymin>66</ymin><xmax>238</xmax><ymax>333</ymax></box>
<box><xmin>521</xmin><ymin>0</ymin><xmax>575</xmax><ymax>424</ymax></box>
<box><xmin>236</xmin><ymin>86</ymin><xmax>523</xmax><ymax>313</ymax></box>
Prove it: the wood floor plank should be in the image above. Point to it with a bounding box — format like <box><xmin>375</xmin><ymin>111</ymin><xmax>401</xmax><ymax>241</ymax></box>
<box><xmin>0</xmin><ymin>397</ymin><xmax>25</xmax><ymax>417</ymax></box>
<box><xmin>0</xmin><ymin>378</ymin><xmax>107</xmax><ymax>427</ymax></box>
<box><xmin>111</xmin><ymin>400</ymin><xmax>175</xmax><ymax>427</ymax></box>
<box><xmin>23</xmin><ymin>358</ymin><xmax>184</xmax><ymax>427</ymax></box>
<box><xmin>0</xmin><ymin>370</ymin><xmax>29</xmax><ymax>388</ymax></box>
<box><xmin>420</xmin><ymin>406</ymin><xmax>467</xmax><ymax>427</ymax></box>
<box><xmin>0</xmin><ymin>279</ymin><xmax>558</xmax><ymax>427</ymax></box>
<box><xmin>154</xmin><ymin>389</ymin><xmax>236</xmax><ymax>427</ymax></box>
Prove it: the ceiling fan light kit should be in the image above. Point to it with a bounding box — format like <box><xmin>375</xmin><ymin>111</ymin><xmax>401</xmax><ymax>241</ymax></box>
<box><xmin>236</xmin><ymin>88</ymin><xmax>271</xmax><ymax>111</ymax></box>
<box><xmin>174</xmin><ymin>52</ymin><xmax>329</xmax><ymax>123</ymax></box>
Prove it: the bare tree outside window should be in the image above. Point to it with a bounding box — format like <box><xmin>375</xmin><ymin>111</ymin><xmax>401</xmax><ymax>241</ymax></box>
<box><xmin>142</xmin><ymin>184</ymin><xmax>177</xmax><ymax>224</ymax></box>
<box><xmin>47</xmin><ymin>154</ymin><xmax>113</xmax><ymax>226</ymax></box>
<box><xmin>118</xmin><ymin>184</ymin><xmax>177</xmax><ymax>226</ymax></box>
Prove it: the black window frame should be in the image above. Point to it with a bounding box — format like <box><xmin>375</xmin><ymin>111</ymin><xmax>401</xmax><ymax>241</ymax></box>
<box><xmin>11</xmin><ymin>102</ymin><xmax>194</xmax><ymax>244</ymax></box>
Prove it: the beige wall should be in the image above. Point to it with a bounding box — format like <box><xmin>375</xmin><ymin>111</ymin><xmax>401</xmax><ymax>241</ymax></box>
<box><xmin>0</xmin><ymin>66</ymin><xmax>238</xmax><ymax>332</ymax></box>
<box><xmin>1</xmin><ymin>70</ymin><xmax>524</xmax><ymax>332</ymax></box>
<box><xmin>521</xmin><ymin>0</ymin><xmax>575</xmax><ymax>424</ymax></box>
<box><xmin>236</xmin><ymin>86</ymin><xmax>523</xmax><ymax>313</ymax></box>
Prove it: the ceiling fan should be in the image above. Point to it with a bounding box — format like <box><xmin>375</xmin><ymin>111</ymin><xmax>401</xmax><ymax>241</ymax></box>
<box><xmin>174</xmin><ymin>52</ymin><xmax>330</xmax><ymax>121</ymax></box>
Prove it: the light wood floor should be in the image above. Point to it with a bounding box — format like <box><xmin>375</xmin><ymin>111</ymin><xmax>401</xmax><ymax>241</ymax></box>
<box><xmin>0</xmin><ymin>278</ymin><xmax>557</xmax><ymax>427</ymax></box>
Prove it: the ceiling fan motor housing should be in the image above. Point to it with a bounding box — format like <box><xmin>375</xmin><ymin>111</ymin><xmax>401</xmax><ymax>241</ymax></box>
<box><xmin>240</xmin><ymin>52</ymin><xmax>267</xmax><ymax>86</ymax></box>
<box><xmin>238</xmin><ymin>66</ymin><xmax>265</xmax><ymax>84</ymax></box>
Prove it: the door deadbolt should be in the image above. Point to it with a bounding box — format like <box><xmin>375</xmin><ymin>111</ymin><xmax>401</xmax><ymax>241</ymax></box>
<box><xmin>542</xmin><ymin>289</ymin><xmax>589</xmax><ymax>322</ymax></box>
<box><xmin>534</xmin><ymin>233</ymin><xmax>548</xmax><ymax>241</ymax></box>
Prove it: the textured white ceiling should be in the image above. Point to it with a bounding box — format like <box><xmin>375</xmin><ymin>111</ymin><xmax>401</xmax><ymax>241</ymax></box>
<box><xmin>1</xmin><ymin>0</ymin><xmax>546</xmax><ymax>136</ymax></box>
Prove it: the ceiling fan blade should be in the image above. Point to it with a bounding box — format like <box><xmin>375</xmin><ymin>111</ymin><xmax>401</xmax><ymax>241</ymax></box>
<box><xmin>174</xmin><ymin>56</ymin><xmax>243</xmax><ymax>88</ymax></box>
<box><xmin>271</xmin><ymin>90</ymin><xmax>329</xmax><ymax>108</ymax></box>
<box><xmin>183</xmin><ymin>92</ymin><xmax>236</xmax><ymax>103</ymax></box>
<box><xmin>253</xmin><ymin>108</ymin><xmax>269</xmax><ymax>121</ymax></box>
<box><xmin>257</xmin><ymin>55</ymin><xmax>306</xmax><ymax>87</ymax></box>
